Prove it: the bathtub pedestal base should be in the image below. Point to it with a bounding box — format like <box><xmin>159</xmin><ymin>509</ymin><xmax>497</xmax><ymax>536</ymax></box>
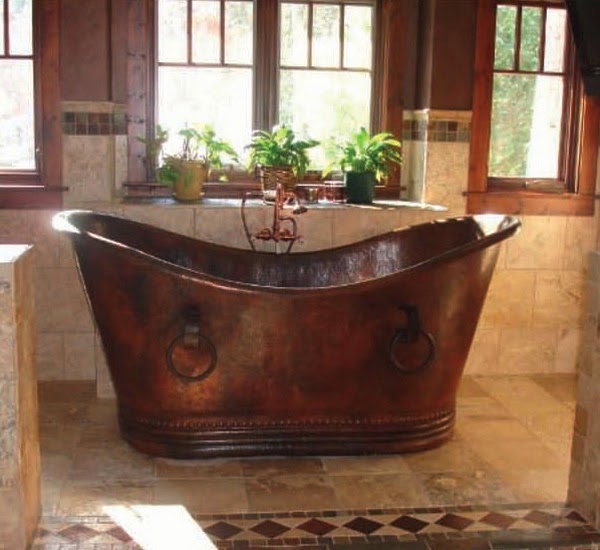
<box><xmin>118</xmin><ymin>408</ymin><xmax>455</xmax><ymax>458</ymax></box>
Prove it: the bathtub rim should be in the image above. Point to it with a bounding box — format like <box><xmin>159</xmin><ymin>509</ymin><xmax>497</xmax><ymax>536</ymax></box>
<box><xmin>53</xmin><ymin>209</ymin><xmax>520</xmax><ymax>294</ymax></box>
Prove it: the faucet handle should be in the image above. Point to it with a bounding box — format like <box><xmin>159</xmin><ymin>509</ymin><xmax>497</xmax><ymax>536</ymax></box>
<box><xmin>292</xmin><ymin>205</ymin><xmax>308</xmax><ymax>215</ymax></box>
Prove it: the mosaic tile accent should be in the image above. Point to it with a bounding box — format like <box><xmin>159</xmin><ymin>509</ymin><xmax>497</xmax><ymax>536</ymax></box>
<box><xmin>61</xmin><ymin>107</ymin><xmax>126</xmax><ymax>136</ymax></box>
<box><xmin>402</xmin><ymin>120</ymin><xmax>471</xmax><ymax>143</ymax></box>
<box><xmin>33</xmin><ymin>504</ymin><xmax>600</xmax><ymax>549</ymax></box>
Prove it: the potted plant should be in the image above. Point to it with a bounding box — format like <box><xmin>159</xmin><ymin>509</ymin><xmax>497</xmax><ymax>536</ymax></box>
<box><xmin>325</xmin><ymin>127</ymin><xmax>403</xmax><ymax>204</ymax></box>
<box><xmin>156</xmin><ymin>125</ymin><xmax>238</xmax><ymax>201</ymax></box>
<box><xmin>245</xmin><ymin>125</ymin><xmax>319</xmax><ymax>201</ymax></box>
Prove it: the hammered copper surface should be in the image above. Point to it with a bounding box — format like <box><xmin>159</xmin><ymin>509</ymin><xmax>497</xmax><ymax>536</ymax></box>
<box><xmin>54</xmin><ymin>211</ymin><xmax>519</xmax><ymax>458</ymax></box>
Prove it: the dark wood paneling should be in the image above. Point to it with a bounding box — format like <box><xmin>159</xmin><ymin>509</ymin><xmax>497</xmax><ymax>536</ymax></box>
<box><xmin>430</xmin><ymin>0</ymin><xmax>477</xmax><ymax>110</ymax></box>
<box><xmin>111</xmin><ymin>0</ymin><xmax>128</xmax><ymax>103</ymax></box>
<box><xmin>61</xmin><ymin>0</ymin><xmax>110</xmax><ymax>101</ymax></box>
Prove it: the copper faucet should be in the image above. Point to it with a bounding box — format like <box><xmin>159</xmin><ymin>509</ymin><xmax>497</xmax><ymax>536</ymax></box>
<box><xmin>241</xmin><ymin>183</ymin><xmax>307</xmax><ymax>253</ymax></box>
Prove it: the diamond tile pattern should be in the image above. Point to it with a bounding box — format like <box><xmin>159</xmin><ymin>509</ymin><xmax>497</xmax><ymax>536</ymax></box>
<box><xmin>33</xmin><ymin>505</ymin><xmax>600</xmax><ymax>549</ymax></box>
<box><xmin>435</xmin><ymin>513</ymin><xmax>475</xmax><ymax>531</ymax></box>
<box><xmin>250</xmin><ymin>519</ymin><xmax>290</xmax><ymax>538</ymax></box>
<box><xmin>479</xmin><ymin>511</ymin><xmax>516</xmax><ymax>529</ymax></box>
<box><xmin>343</xmin><ymin>516</ymin><xmax>384</xmax><ymax>534</ymax></box>
<box><xmin>390</xmin><ymin>515</ymin><xmax>429</xmax><ymax>533</ymax></box>
<box><xmin>204</xmin><ymin>521</ymin><xmax>244</xmax><ymax>540</ymax></box>
<box><xmin>297</xmin><ymin>518</ymin><xmax>337</xmax><ymax>536</ymax></box>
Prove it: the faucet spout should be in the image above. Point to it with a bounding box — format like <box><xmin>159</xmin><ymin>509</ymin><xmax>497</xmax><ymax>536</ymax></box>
<box><xmin>241</xmin><ymin>183</ymin><xmax>306</xmax><ymax>253</ymax></box>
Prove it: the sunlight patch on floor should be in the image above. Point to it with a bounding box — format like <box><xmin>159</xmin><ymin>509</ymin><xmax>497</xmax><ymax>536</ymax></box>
<box><xmin>104</xmin><ymin>504</ymin><xmax>216</xmax><ymax>550</ymax></box>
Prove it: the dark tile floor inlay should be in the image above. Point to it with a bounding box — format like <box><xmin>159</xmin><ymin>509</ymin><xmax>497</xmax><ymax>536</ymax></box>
<box><xmin>33</xmin><ymin>503</ymin><xmax>600</xmax><ymax>549</ymax></box>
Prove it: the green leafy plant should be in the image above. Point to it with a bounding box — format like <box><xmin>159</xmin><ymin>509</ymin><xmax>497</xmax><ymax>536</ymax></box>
<box><xmin>136</xmin><ymin>124</ymin><xmax>169</xmax><ymax>177</ymax></box>
<box><xmin>245</xmin><ymin>125</ymin><xmax>319</xmax><ymax>178</ymax></box>
<box><xmin>155</xmin><ymin>125</ymin><xmax>238</xmax><ymax>186</ymax></box>
<box><xmin>324</xmin><ymin>127</ymin><xmax>403</xmax><ymax>182</ymax></box>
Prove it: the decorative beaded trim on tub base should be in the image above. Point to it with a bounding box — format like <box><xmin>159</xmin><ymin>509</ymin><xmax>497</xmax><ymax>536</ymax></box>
<box><xmin>118</xmin><ymin>408</ymin><xmax>455</xmax><ymax>458</ymax></box>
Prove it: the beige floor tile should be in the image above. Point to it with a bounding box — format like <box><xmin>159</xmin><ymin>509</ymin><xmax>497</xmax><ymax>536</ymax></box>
<box><xmin>58</xmin><ymin>481</ymin><xmax>154</xmax><ymax>516</ymax></box>
<box><xmin>321</xmin><ymin>454</ymin><xmax>412</xmax><ymax>475</ymax></box>
<box><xmin>331</xmin><ymin>474</ymin><xmax>431</xmax><ymax>509</ymax></box>
<box><xmin>240</xmin><ymin>457</ymin><xmax>325</xmax><ymax>477</ymax></box>
<box><xmin>153</xmin><ymin>478</ymin><xmax>248</xmax><ymax>514</ymax></box>
<box><xmin>418</xmin><ymin>470</ymin><xmax>517</xmax><ymax>506</ymax></box>
<box><xmin>69</xmin><ymin>445</ymin><xmax>155</xmax><ymax>482</ymax></box>
<box><xmin>403</xmin><ymin>440</ymin><xmax>486</xmax><ymax>473</ymax></box>
<box><xmin>453</xmin><ymin>417</ymin><xmax>534</xmax><ymax>442</ymax></box>
<box><xmin>467</xmin><ymin>438</ymin><xmax>563</xmax><ymax>471</ymax></box>
<box><xmin>156</xmin><ymin>458</ymin><xmax>243</xmax><ymax>479</ymax></box>
<box><xmin>455</xmin><ymin>396</ymin><xmax>513</xmax><ymax>419</ymax></box>
<box><xmin>498</xmin><ymin>468</ymin><xmax>569</xmax><ymax>502</ymax></box>
<box><xmin>245</xmin><ymin>474</ymin><xmax>338</xmax><ymax>512</ymax></box>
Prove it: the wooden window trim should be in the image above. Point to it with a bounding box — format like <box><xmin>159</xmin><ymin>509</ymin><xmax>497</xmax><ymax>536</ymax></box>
<box><xmin>467</xmin><ymin>0</ymin><xmax>600</xmax><ymax>216</ymax></box>
<box><xmin>0</xmin><ymin>0</ymin><xmax>63</xmax><ymax>209</ymax></box>
<box><xmin>128</xmin><ymin>0</ymin><xmax>404</xmax><ymax>199</ymax></box>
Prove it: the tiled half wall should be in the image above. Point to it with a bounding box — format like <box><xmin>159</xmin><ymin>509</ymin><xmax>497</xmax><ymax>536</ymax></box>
<box><xmin>0</xmin><ymin>105</ymin><xmax>598</xmax><ymax>388</ymax></box>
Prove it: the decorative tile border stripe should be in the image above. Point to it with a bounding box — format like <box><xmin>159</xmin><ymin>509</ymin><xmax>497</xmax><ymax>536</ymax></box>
<box><xmin>33</xmin><ymin>504</ymin><xmax>600</xmax><ymax>549</ymax></box>
<box><xmin>61</xmin><ymin>109</ymin><xmax>126</xmax><ymax>136</ymax></box>
<box><xmin>402</xmin><ymin>119</ymin><xmax>471</xmax><ymax>143</ymax></box>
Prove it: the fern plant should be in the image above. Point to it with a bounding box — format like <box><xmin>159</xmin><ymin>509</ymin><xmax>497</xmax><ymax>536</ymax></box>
<box><xmin>325</xmin><ymin>127</ymin><xmax>403</xmax><ymax>182</ymax></box>
<box><xmin>245</xmin><ymin>125</ymin><xmax>319</xmax><ymax>178</ymax></box>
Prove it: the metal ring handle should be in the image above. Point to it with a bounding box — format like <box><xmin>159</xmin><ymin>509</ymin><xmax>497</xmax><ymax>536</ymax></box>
<box><xmin>166</xmin><ymin>309</ymin><xmax>217</xmax><ymax>381</ymax></box>
<box><xmin>389</xmin><ymin>328</ymin><xmax>436</xmax><ymax>374</ymax></box>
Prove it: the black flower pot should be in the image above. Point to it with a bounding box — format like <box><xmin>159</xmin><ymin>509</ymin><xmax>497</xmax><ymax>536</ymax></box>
<box><xmin>344</xmin><ymin>171</ymin><xmax>376</xmax><ymax>204</ymax></box>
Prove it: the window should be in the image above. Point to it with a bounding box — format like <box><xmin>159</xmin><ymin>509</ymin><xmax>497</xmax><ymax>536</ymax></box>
<box><xmin>0</xmin><ymin>0</ymin><xmax>62</xmax><ymax>208</ymax></box>
<box><xmin>155</xmin><ymin>0</ymin><xmax>376</xmax><ymax>168</ymax></box>
<box><xmin>468</xmin><ymin>0</ymin><xmax>599</xmax><ymax>216</ymax></box>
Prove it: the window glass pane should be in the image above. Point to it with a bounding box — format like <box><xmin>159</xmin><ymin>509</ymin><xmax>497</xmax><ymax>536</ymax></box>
<box><xmin>494</xmin><ymin>5</ymin><xmax>516</xmax><ymax>70</ymax></box>
<box><xmin>280</xmin><ymin>3</ymin><xmax>308</xmax><ymax>66</ymax></box>
<box><xmin>225</xmin><ymin>1</ymin><xmax>253</xmax><ymax>65</ymax></box>
<box><xmin>158</xmin><ymin>66</ymin><xmax>252</xmax><ymax>156</ymax></box>
<box><xmin>519</xmin><ymin>6</ymin><xmax>542</xmax><ymax>71</ymax></box>
<box><xmin>489</xmin><ymin>73</ymin><xmax>563</xmax><ymax>178</ymax></box>
<box><xmin>8</xmin><ymin>0</ymin><xmax>32</xmax><ymax>56</ymax></box>
<box><xmin>279</xmin><ymin>69</ymin><xmax>371</xmax><ymax>167</ymax></box>
<box><xmin>0</xmin><ymin>59</ymin><xmax>35</xmax><ymax>170</ymax></box>
<box><xmin>312</xmin><ymin>5</ymin><xmax>340</xmax><ymax>68</ymax></box>
<box><xmin>0</xmin><ymin>1</ymin><xmax>5</xmax><ymax>55</ymax></box>
<box><xmin>158</xmin><ymin>0</ymin><xmax>187</xmax><ymax>63</ymax></box>
<box><xmin>192</xmin><ymin>0</ymin><xmax>220</xmax><ymax>63</ymax></box>
<box><xmin>544</xmin><ymin>8</ymin><xmax>566</xmax><ymax>73</ymax></box>
<box><xmin>344</xmin><ymin>5</ymin><xmax>372</xmax><ymax>69</ymax></box>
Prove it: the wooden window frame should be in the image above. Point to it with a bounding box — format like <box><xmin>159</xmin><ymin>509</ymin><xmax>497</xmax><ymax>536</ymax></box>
<box><xmin>128</xmin><ymin>0</ymin><xmax>404</xmax><ymax>199</ymax></box>
<box><xmin>0</xmin><ymin>0</ymin><xmax>63</xmax><ymax>209</ymax></box>
<box><xmin>467</xmin><ymin>0</ymin><xmax>600</xmax><ymax>216</ymax></box>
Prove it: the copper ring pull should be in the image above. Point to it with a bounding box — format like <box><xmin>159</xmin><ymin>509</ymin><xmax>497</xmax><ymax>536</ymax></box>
<box><xmin>166</xmin><ymin>308</ymin><xmax>217</xmax><ymax>382</ymax></box>
<box><xmin>389</xmin><ymin>305</ymin><xmax>436</xmax><ymax>374</ymax></box>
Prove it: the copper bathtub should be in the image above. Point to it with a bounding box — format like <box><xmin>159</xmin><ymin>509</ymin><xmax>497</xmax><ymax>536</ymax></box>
<box><xmin>54</xmin><ymin>210</ymin><xmax>519</xmax><ymax>458</ymax></box>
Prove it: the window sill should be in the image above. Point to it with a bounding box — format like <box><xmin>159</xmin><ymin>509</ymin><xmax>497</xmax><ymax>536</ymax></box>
<box><xmin>465</xmin><ymin>190</ymin><xmax>595</xmax><ymax>216</ymax></box>
<box><xmin>0</xmin><ymin>185</ymin><xmax>67</xmax><ymax>209</ymax></box>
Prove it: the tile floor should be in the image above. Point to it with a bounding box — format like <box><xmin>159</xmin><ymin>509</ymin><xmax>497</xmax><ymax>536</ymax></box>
<box><xmin>32</xmin><ymin>374</ymin><xmax>600</xmax><ymax>549</ymax></box>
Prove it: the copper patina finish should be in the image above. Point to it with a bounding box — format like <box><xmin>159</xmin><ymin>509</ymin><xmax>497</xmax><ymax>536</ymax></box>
<box><xmin>55</xmin><ymin>210</ymin><xmax>520</xmax><ymax>458</ymax></box>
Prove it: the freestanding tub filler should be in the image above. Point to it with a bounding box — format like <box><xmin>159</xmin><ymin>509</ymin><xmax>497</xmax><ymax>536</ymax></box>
<box><xmin>54</xmin><ymin>210</ymin><xmax>519</xmax><ymax>458</ymax></box>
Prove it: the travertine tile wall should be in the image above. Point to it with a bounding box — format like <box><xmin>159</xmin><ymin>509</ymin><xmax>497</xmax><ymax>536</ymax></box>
<box><xmin>0</xmin><ymin>246</ymin><xmax>41</xmax><ymax>548</ymax></box>
<box><xmin>568</xmin><ymin>251</ymin><xmax>600</xmax><ymax>528</ymax></box>
<box><xmin>422</xmin><ymin>110</ymin><xmax>599</xmax><ymax>375</ymax></box>
<box><xmin>0</xmin><ymin>103</ymin><xmax>598</xmax><ymax>385</ymax></box>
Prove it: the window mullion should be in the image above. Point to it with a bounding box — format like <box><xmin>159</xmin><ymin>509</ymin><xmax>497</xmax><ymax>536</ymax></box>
<box><xmin>252</xmin><ymin>0</ymin><xmax>279</xmax><ymax>130</ymax></box>
<box><xmin>187</xmin><ymin>0</ymin><xmax>192</xmax><ymax>64</ymax></box>
<box><xmin>514</xmin><ymin>4</ymin><xmax>522</xmax><ymax>70</ymax></box>
<box><xmin>3</xmin><ymin>0</ymin><xmax>9</xmax><ymax>54</ymax></box>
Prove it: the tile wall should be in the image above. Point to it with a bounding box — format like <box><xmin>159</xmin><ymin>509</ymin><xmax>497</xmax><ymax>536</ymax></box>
<box><xmin>0</xmin><ymin>103</ymin><xmax>598</xmax><ymax>386</ymax></box>
<box><xmin>0</xmin><ymin>246</ymin><xmax>41</xmax><ymax>548</ymax></box>
<box><xmin>568</xmin><ymin>251</ymin><xmax>600</xmax><ymax>528</ymax></box>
